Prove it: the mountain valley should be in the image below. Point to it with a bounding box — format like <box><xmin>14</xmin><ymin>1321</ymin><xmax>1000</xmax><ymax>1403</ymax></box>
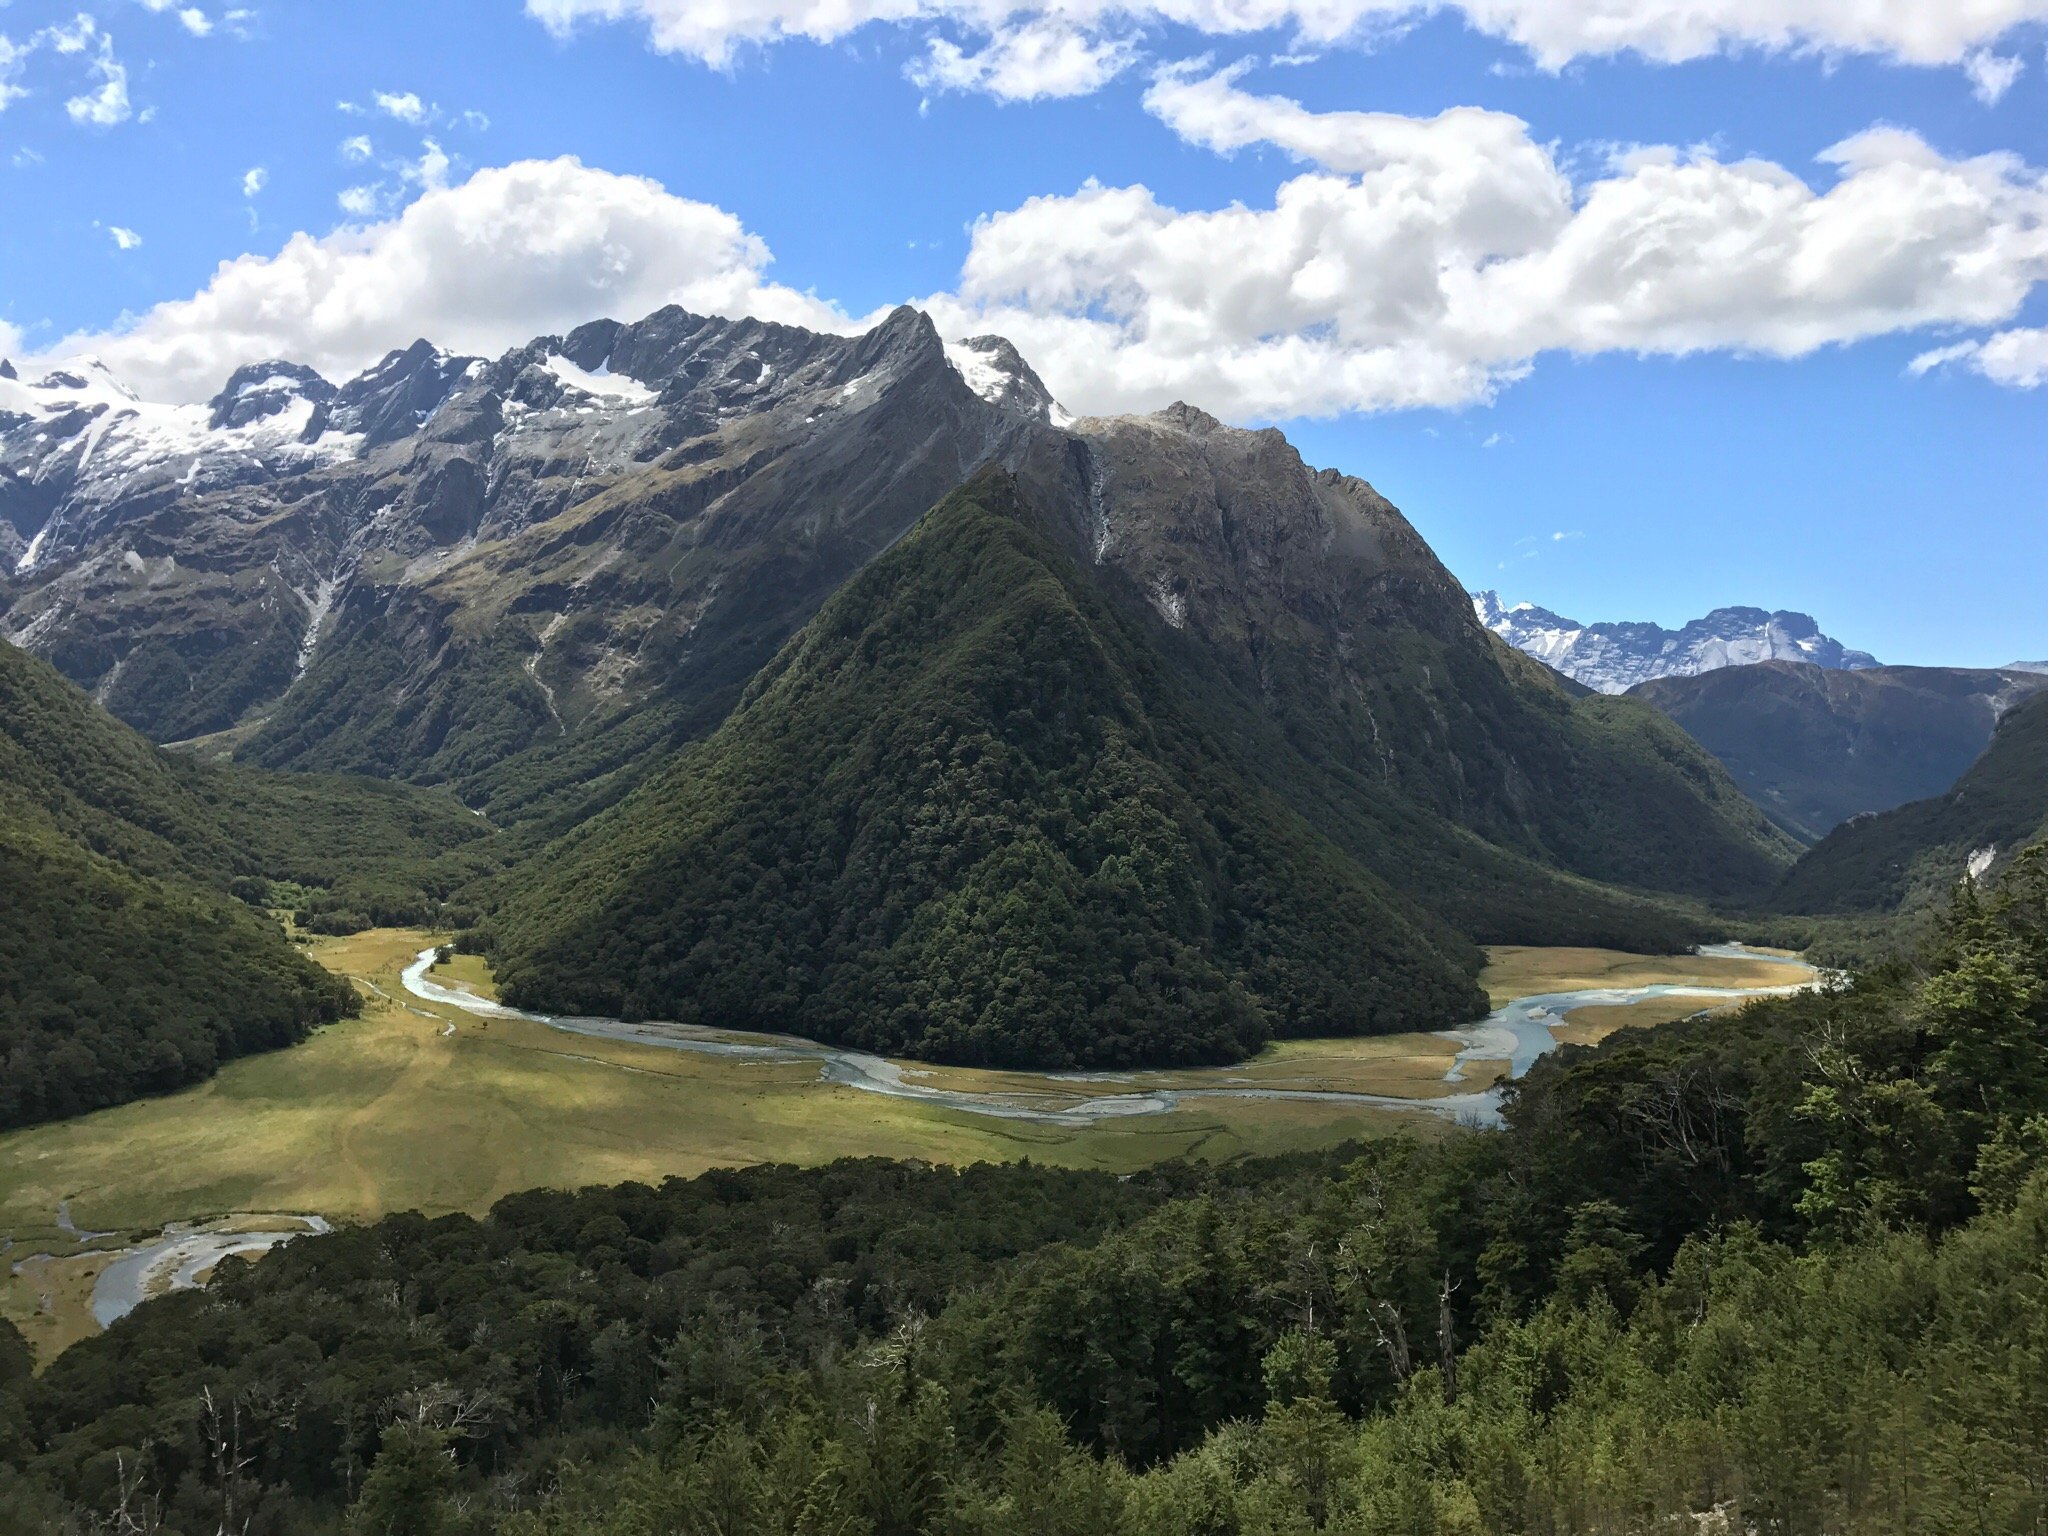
<box><xmin>4</xmin><ymin>305</ymin><xmax>2045</xmax><ymax>1536</ymax></box>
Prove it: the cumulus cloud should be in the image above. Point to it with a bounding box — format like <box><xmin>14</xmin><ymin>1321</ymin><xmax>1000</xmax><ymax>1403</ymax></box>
<box><xmin>65</xmin><ymin>33</ymin><xmax>133</xmax><ymax>127</ymax></box>
<box><xmin>522</xmin><ymin>0</ymin><xmax>2048</xmax><ymax>86</ymax></box>
<box><xmin>33</xmin><ymin>91</ymin><xmax>2048</xmax><ymax>417</ymax></box>
<box><xmin>1963</xmin><ymin>47</ymin><xmax>2025</xmax><ymax>102</ymax></box>
<box><xmin>38</xmin><ymin>157</ymin><xmax>862</xmax><ymax>401</ymax></box>
<box><xmin>107</xmin><ymin>224</ymin><xmax>143</xmax><ymax>249</ymax></box>
<box><xmin>907</xmin><ymin>18</ymin><xmax>1138</xmax><ymax>100</ymax></box>
<box><xmin>9</xmin><ymin>16</ymin><xmax>138</xmax><ymax>127</ymax></box>
<box><xmin>916</xmin><ymin>69</ymin><xmax>2048</xmax><ymax>417</ymax></box>
<box><xmin>137</xmin><ymin>0</ymin><xmax>216</xmax><ymax>37</ymax></box>
<box><xmin>242</xmin><ymin>165</ymin><xmax>267</xmax><ymax>197</ymax></box>
<box><xmin>0</xmin><ymin>34</ymin><xmax>28</xmax><ymax>113</ymax></box>
<box><xmin>1911</xmin><ymin>326</ymin><xmax>2048</xmax><ymax>385</ymax></box>
<box><xmin>373</xmin><ymin>89</ymin><xmax>429</xmax><ymax>124</ymax></box>
<box><xmin>340</xmin><ymin>133</ymin><xmax>373</xmax><ymax>163</ymax></box>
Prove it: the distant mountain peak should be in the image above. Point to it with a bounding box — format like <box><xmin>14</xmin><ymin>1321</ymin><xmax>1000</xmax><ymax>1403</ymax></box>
<box><xmin>1474</xmin><ymin>590</ymin><xmax>1878</xmax><ymax>693</ymax></box>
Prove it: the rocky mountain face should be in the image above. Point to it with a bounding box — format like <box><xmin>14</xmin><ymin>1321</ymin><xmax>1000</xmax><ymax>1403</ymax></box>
<box><xmin>1632</xmin><ymin>661</ymin><xmax>2048</xmax><ymax>844</ymax></box>
<box><xmin>1473</xmin><ymin>590</ymin><xmax>1878</xmax><ymax>694</ymax></box>
<box><xmin>2</xmin><ymin>308</ymin><xmax>1068</xmax><ymax>773</ymax></box>
<box><xmin>1776</xmin><ymin>689</ymin><xmax>2048</xmax><ymax>918</ymax></box>
<box><xmin>0</xmin><ymin>341</ymin><xmax>483</xmax><ymax>741</ymax></box>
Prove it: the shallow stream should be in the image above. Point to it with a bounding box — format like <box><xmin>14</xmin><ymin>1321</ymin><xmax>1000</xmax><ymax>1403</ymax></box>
<box><xmin>401</xmin><ymin>944</ymin><xmax>1816</xmax><ymax>1131</ymax></box>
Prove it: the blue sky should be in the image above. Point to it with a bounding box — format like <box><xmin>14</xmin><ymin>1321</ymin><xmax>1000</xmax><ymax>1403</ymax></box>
<box><xmin>2</xmin><ymin>0</ymin><xmax>2044</xmax><ymax>665</ymax></box>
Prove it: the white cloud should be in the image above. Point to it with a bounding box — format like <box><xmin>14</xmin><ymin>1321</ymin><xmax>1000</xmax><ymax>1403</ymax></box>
<box><xmin>64</xmin><ymin>30</ymin><xmax>132</xmax><ymax>127</ymax></box>
<box><xmin>43</xmin><ymin>16</ymin><xmax>101</xmax><ymax>55</ymax></box>
<box><xmin>522</xmin><ymin>0</ymin><xmax>2048</xmax><ymax>88</ymax></box>
<box><xmin>1963</xmin><ymin>48</ymin><xmax>2025</xmax><ymax>102</ymax></box>
<box><xmin>407</xmin><ymin>139</ymin><xmax>451</xmax><ymax>189</ymax></box>
<box><xmin>137</xmin><ymin>0</ymin><xmax>216</xmax><ymax>36</ymax></box>
<box><xmin>1911</xmin><ymin>325</ymin><xmax>2048</xmax><ymax>385</ymax></box>
<box><xmin>907</xmin><ymin>19</ymin><xmax>1138</xmax><ymax>100</ymax></box>
<box><xmin>107</xmin><ymin>224</ymin><xmax>143</xmax><ymax>249</ymax></box>
<box><xmin>0</xmin><ymin>34</ymin><xmax>28</xmax><ymax>113</ymax></box>
<box><xmin>915</xmin><ymin>69</ymin><xmax>2048</xmax><ymax>417</ymax></box>
<box><xmin>373</xmin><ymin>89</ymin><xmax>429</xmax><ymax>124</ymax></box>
<box><xmin>39</xmin><ymin>156</ymin><xmax>863</xmax><ymax>402</ymax></box>
<box><xmin>242</xmin><ymin>164</ymin><xmax>267</xmax><ymax>197</ymax></box>
<box><xmin>33</xmin><ymin>98</ymin><xmax>2048</xmax><ymax>420</ymax></box>
<box><xmin>341</xmin><ymin>133</ymin><xmax>373</xmax><ymax>162</ymax></box>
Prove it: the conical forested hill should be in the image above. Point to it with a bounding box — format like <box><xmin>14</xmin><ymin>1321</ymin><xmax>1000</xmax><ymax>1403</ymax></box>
<box><xmin>0</xmin><ymin>641</ymin><xmax>354</xmax><ymax>1128</ymax></box>
<box><xmin>490</xmin><ymin>471</ymin><xmax>1496</xmax><ymax>1068</ymax></box>
<box><xmin>0</xmin><ymin>638</ymin><xmax>493</xmax><ymax>1128</ymax></box>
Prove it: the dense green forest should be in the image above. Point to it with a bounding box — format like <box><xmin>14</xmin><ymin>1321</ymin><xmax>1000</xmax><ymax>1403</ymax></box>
<box><xmin>7</xmin><ymin>840</ymin><xmax>2044</xmax><ymax>1532</ymax></box>
<box><xmin>487</xmin><ymin>473</ymin><xmax>1769</xmax><ymax>1067</ymax></box>
<box><xmin>0</xmin><ymin>638</ymin><xmax>494</xmax><ymax>1129</ymax></box>
<box><xmin>489</xmin><ymin>473</ymin><xmax>1493</xmax><ymax>1066</ymax></box>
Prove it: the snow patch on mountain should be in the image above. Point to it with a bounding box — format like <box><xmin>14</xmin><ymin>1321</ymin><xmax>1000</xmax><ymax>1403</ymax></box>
<box><xmin>1472</xmin><ymin>590</ymin><xmax>1879</xmax><ymax>693</ymax></box>
<box><xmin>944</xmin><ymin>335</ymin><xmax>1073</xmax><ymax>426</ymax></box>
<box><xmin>541</xmin><ymin>354</ymin><xmax>655</xmax><ymax>405</ymax></box>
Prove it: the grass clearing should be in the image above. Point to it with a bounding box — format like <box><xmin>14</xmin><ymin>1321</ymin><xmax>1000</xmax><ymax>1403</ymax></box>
<box><xmin>1</xmin><ymin>1250</ymin><xmax>115</xmax><ymax>1364</ymax></box>
<box><xmin>0</xmin><ymin>929</ymin><xmax>1452</xmax><ymax>1249</ymax></box>
<box><xmin>1551</xmin><ymin>995</ymin><xmax>1742</xmax><ymax>1048</ymax></box>
<box><xmin>1</xmin><ymin>931</ymin><xmax>1798</xmax><ymax>1363</ymax></box>
<box><xmin>1480</xmin><ymin>944</ymin><xmax>1810</xmax><ymax>1006</ymax></box>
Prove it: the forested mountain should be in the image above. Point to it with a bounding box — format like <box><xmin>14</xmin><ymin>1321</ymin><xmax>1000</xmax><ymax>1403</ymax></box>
<box><xmin>7</xmin><ymin>840</ymin><xmax>2045</xmax><ymax>1533</ymax></box>
<box><xmin>486</xmin><ymin>468</ymin><xmax>1790</xmax><ymax>1064</ymax></box>
<box><xmin>1776</xmin><ymin>687</ymin><xmax>2048</xmax><ymax>916</ymax></box>
<box><xmin>487</xmin><ymin>472</ymin><xmax>1490</xmax><ymax>1065</ymax></box>
<box><xmin>0</xmin><ymin>639</ymin><xmax>353</xmax><ymax>1127</ymax></box>
<box><xmin>1631</xmin><ymin>659</ymin><xmax>2048</xmax><ymax>842</ymax></box>
<box><xmin>0</xmin><ymin>638</ymin><xmax>490</xmax><ymax>1128</ymax></box>
<box><xmin>6</xmin><ymin>308</ymin><xmax>1796</xmax><ymax>900</ymax></box>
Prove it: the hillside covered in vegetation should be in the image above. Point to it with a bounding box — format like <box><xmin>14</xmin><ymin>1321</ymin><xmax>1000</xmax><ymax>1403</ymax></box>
<box><xmin>10</xmin><ymin>834</ymin><xmax>2043</xmax><ymax>1531</ymax></box>
<box><xmin>0</xmin><ymin>639</ymin><xmax>492</xmax><ymax>1128</ymax></box>
<box><xmin>487</xmin><ymin>472</ymin><xmax>1796</xmax><ymax>1067</ymax></box>
<box><xmin>1778</xmin><ymin>687</ymin><xmax>2048</xmax><ymax>918</ymax></box>
<box><xmin>488</xmin><ymin>474</ymin><xmax>1491</xmax><ymax>1065</ymax></box>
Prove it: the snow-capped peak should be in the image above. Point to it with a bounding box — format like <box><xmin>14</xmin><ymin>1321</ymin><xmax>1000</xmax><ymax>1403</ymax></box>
<box><xmin>1473</xmin><ymin>590</ymin><xmax>1879</xmax><ymax>693</ymax></box>
<box><xmin>944</xmin><ymin>334</ymin><xmax>1072</xmax><ymax>426</ymax></box>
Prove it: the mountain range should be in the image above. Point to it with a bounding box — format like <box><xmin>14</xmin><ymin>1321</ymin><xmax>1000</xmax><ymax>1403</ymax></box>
<box><xmin>1775</xmin><ymin>686</ymin><xmax>2048</xmax><ymax>919</ymax></box>
<box><xmin>2</xmin><ymin>304</ymin><xmax>1810</xmax><ymax>1083</ymax></box>
<box><xmin>10</xmin><ymin>298</ymin><xmax>2043</xmax><ymax>1086</ymax></box>
<box><xmin>1630</xmin><ymin>661</ymin><xmax>2048</xmax><ymax>844</ymax></box>
<box><xmin>1472</xmin><ymin>590</ymin><xmax>1879</xmax><ymax>694</ymax></box>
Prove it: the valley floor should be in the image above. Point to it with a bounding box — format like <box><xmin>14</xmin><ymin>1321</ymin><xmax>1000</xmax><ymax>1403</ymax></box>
<box><xmin>0</xmin><ymin>929</ymin><xmax>1810</xmax><ymax>1364</ymax></box>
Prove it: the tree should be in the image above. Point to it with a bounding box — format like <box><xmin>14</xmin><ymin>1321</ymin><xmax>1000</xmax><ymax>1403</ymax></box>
<box><xmin>351</xmin><ymin>1422</ymin><xmax>456</xmax><ymax>1536</ymax></box>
